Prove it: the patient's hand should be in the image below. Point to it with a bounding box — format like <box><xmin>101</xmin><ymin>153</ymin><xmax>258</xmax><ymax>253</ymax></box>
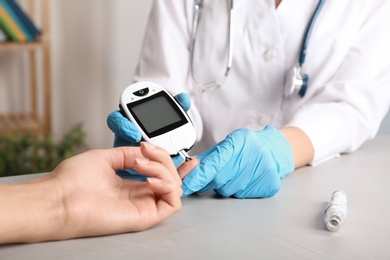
<box><xmin>0</xmin><ymin>143</ymin><xmax>183</xmax><ymax>244</ymax></box>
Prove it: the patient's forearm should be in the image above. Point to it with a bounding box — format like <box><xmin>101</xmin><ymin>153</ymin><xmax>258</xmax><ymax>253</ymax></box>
<box><xmin>0</xmin><ymin>176</ymin><xmax>65</xmax><ymax>244</ymax></box>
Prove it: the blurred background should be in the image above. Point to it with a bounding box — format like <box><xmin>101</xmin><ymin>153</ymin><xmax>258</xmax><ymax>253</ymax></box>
<box><xmin>0</xmin><ymin>0</ymin><xmax>389</xmax><ymax>170</ymax></box>
<box><xmin>50</xmin><ymin>0</ymin><xmax>153</xmax><ymax>149</ymax></box>
<box><xmin>0</xmin><ymin>0</ymin><xmax>153</xmax><ymax>151</ymax></box>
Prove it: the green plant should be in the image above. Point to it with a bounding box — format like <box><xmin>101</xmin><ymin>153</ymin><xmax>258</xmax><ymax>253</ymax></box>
<box><xmin>0</xmin><ymin>124</ymin><xmax>86</xmax><ymax>177</ymax></box>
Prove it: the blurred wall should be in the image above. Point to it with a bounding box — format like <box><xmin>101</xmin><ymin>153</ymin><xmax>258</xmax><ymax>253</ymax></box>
<box><xmin>51</xmin><ymin>0</ymin><xmax>153</xmax><ymax>149</ymax></box>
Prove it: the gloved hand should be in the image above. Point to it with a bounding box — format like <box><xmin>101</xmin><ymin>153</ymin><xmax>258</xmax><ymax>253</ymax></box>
<box><xmin>107</xmin><ymin>92</ymin><xmax>191</xmax><ymax>180</ymax></box>
<box><xmin>182</xmin><ymin>126</ymin><xmax>295</xmax><ymax>198</ymax></box>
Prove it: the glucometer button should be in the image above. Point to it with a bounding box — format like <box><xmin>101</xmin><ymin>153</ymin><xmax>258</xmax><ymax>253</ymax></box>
<box><xmin>133</xmin><ymin>88</ymin><xmax>149</xmax><ymax>97</ymax></box>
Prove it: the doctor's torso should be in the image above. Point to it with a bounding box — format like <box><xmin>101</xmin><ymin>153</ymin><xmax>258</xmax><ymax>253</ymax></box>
<box><xmin>135</xmin><ymin>0</ymin><xmax>389</xmax><ymax>155</ymax></box>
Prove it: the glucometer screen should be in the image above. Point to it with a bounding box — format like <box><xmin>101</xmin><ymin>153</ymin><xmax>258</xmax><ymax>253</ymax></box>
<box><xmin>127</xmin><ymin>92</ymin><xmax>187</xmax><ymax>137</ymax></box>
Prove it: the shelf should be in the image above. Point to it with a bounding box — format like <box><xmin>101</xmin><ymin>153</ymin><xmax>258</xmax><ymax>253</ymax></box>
<box><xmin>0</xmin><ymin>38</ymin><xmax>43</xmax><ymax>52</ymax></box>
<box><xmin>0</xmin><ymin>0</ymin><xmax>51</xmax><ymax>136</ymax></box>
<box><xmin>0</xmin><ymin>114</ymin><xmax>43</xmax><ymax>135</ymax></box>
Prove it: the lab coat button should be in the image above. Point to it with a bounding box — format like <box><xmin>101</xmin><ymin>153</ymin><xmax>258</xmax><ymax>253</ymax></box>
<box><xmin>263</xmin><ymin>49</ymin><xmax>274</xmax><ymax>61</ymax></box>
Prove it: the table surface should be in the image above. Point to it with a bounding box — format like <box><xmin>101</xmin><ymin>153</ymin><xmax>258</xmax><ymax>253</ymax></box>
<box><xmin>1</xmin><ymin>135</ymin><xmax>389</xmax><ymax>259</ymax></box>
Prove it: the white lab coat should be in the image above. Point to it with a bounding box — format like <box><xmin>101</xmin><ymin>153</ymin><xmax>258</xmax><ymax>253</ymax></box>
<box><xmin>134</xmin><ymin>0</ymin><xmax>390</xmax><ymax>164</ymax></box>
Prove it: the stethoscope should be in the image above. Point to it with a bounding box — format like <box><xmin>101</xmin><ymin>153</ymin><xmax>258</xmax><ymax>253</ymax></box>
<box><xmin>191</xmin><ymin>0</ymin><xmax>234</xmax><ymax>92</ymax></box>
<box><xmin>190</xmin><ymin>0</ymin><xmax>325</xmax><ymax>98</ymax></box>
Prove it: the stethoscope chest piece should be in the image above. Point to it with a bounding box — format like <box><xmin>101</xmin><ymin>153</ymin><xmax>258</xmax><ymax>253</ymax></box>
<box><xmin>285</xmin><ymin>66</ymin><xmax>309</xmax><ymax>98</ymax></box>
<box><xmin>283</xmin><ymin>0</ymin><xmax>325</xmax><ymax>98</ymax></box>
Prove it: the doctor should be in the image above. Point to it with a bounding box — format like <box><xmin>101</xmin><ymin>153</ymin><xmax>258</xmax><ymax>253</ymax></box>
<box><xmin>108</xmin><ymin>0</ymin><xmax>390</xmax><ymax>198</ymax></box>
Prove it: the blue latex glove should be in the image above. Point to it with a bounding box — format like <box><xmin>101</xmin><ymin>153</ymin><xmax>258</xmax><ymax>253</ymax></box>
<box><xmin>107</xmin><ymin>92</ymin><xmax>192</xmax><ymax>180</ymax></box>
<box><xmin>182</xmin><ymin>126</ymin><xmax>294</xmax><ymax>198</ymax></box>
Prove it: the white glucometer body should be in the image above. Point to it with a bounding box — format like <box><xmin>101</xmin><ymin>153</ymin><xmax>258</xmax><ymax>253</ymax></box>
<box><xmin>120</xmin><ymin>81</ymin><xmax>196</xmax><ymax>157</ymax></box>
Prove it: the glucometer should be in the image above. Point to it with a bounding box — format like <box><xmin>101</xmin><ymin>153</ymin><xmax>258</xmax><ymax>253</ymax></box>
<box><xmin>119</xmin><ymin>82</ymin><xmax>196</xmax><ymax>161</ymax></box>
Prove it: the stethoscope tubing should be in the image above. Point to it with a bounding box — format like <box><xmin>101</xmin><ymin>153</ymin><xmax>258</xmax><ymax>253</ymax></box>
<box><xmin>299</xmin><ymin>0</ymin><xmax>325</xmax><ymax>65</ymax></box>
<box><xmin>191</xmin><ymin>0</ymin><xmax>235</xmax><ymax>91</ymax></box>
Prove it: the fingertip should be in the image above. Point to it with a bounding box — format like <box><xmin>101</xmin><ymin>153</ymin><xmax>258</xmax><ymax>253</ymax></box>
<box><xmin>139</xmin><ymin>141</ymin><xmax>162</xmax><ymax>160</ymax></box>
<box><xmin>140</xmin><ymin>142</ymin><xmax>173</xmax><ymax>165</ymax></box>
<box><xmin>175</xmin><ymin>93</ymin><xmax>191</xmax><ymax>111</ymax></box>
<box><xmin>146</xmin><ymin>177</ymin><xmax>180</xmax><ymax>196</ymax></box>
<box><xmin>107</xmin><ymin>111</ymin><xmax>142</xmax><ymax>142</ymax></box>
<box><xmin>107</xmin><ymin>110</ymin><xmax>125</xmax><ymax>124</ymax></box>
<box><xmin>106</xmin><ymin>110</ymin><xmax>121</xmax><ymax>130</ymax></box>
<box><xmin>141</xmin><ymin>141</ymin><xmax>157</xmax><ymax>150</ymax></box>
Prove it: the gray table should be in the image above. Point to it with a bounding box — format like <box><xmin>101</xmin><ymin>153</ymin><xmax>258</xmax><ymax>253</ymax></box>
<box><xmin>1</xmin><ymin>135</ymin><xmax>389</xmax><ymax>259</ymax></box>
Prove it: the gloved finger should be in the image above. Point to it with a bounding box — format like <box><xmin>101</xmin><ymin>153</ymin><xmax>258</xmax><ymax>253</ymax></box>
<box><xmin>215</xmin><ymin>151</ymin><xmax>281</xmax><ymax>198</ymax></box>
<box><xmin>181</xmin><ymin>138</ymin><xmax>235</xmax><ymax>196</ymax></box>
<box><xmin>174</xmin><ymin>93</ymin><xmax>191</xmax><ymax>112</ymax></box>
<box><xmin>181</xmin><ymin>145</ymin><xmax>217</xmax><ymax>195</ymax></box>
<box><xmin>107</xmin><ymin>110</ymin><xmax>142</xmax><ymax>144</ymax></box>
<box><xmin>232</xmin><ymin>170</ymin><xmax>281</xmax><ymax>198</ymax></box>
<box><xmin>197</xmin><ymin>132</ymin><xmax>249</xmax><ymax>193</ymax></box>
